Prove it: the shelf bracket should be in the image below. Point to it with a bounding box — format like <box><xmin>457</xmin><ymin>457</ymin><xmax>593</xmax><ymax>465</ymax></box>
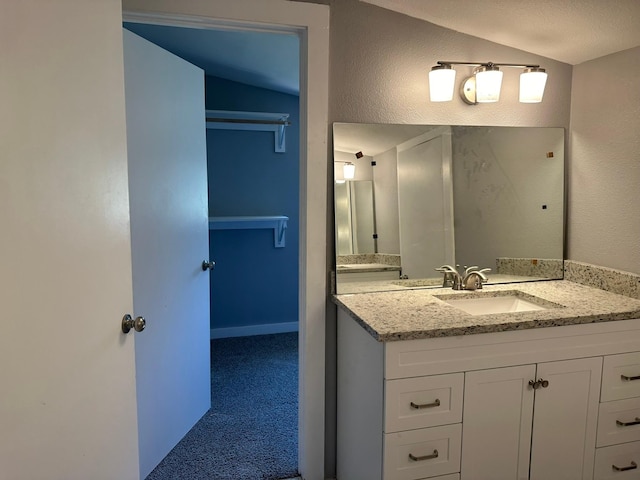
<box><xmin>208</xmin><ymin>216</ymin><xmax>289</xmax><ymax>248</ymax></box>
<box><xmin>205</xmin><ymin>110</ymin><xmax>290</xmax><ymax>153</ymax></box>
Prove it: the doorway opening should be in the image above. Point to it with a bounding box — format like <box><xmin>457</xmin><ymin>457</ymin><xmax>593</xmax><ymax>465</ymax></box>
<box><xmin>124</xmin><ymin>18</ymin><xmax>301</xmax><ymax>480</ymax></box>
<box><xmin>122</xmin><ymin>4</ymin><xmax>329</xmax><ymax>479</ymax></box>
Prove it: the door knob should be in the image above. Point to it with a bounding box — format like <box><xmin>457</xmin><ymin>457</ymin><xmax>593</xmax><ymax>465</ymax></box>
<box><xmin>202</xmin><ymin>260</ymin><xmax>216</xmax><ymax>271</ymax></box>
<box><xmin>122</xmin><ymin>314</ymin><xmax>146</xmax><ymax>334</ymax></box>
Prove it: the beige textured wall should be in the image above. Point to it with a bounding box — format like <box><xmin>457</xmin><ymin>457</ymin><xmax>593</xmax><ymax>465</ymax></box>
<box><xmin>327</xmin><ymin>0</ymin><xmax>572</xmax><ymax>127</ymax></box>
<box><xmin>568</xmin><ymin>46</ymin><xmax>640</xmax><ymax>274</ymax></box>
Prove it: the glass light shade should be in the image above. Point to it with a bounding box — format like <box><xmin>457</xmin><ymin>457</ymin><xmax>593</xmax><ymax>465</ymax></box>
<box><xmin>429</xmin><ymin>65</ymin><xmax>456</xmax><ymax>102</ymax></box>
<box><xmin>475</xmin><ymin>66</ymin><xmax>503</xmax><ymax>103</ymax></box>
<box><xmin>343</xmin><ymin>162</ymin><xmax>355</xmax><ymax>180</ymax></box>
<box><xmin>519</xmin><ymin>68</ymin><xmax>547</xmax><ymax>103</ymax></box>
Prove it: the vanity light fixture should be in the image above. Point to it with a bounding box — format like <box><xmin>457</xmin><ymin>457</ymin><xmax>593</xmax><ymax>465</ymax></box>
<box><xmin>429</xmin><ymin>61</ymin><xmax>548</xmax><ymax>105</ymax></box>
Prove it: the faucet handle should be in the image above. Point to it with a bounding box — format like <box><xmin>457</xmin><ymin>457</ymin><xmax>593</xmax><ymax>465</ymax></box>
<box><xmin>464</xmin><ymin>265</ymin><xmax>479</xmax><ymax>275</ymax></box>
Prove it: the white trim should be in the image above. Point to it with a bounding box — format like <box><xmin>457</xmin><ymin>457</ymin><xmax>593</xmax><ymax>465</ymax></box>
<box><xmin>210</xmin><ymin>321</ymin><xmax>299</xmax><ymax>339</ymax></box>
<box><xmin>122</xmin><ymin>2</ymin><xmax>329</xmax><ymax>479</ymax></box>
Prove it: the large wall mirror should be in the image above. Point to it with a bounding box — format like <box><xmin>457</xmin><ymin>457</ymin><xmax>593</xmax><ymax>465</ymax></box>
<box><xmin>333</xmin><ymin>123</ymin><xmax>565</xmax><ymax>294</ymax></box>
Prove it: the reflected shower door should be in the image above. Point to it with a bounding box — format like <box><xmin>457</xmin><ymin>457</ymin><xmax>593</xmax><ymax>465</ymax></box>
<box><xmin>397</xmin><ymin>127</ymin><xmax>455</xmax><ymax>279</ymax></box>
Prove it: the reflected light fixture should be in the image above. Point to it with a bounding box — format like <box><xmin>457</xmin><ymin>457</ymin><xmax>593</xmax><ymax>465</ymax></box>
<box><xmin>428</xmin><ymin>61</ymin><xmax>548</xmax><ymax>105</ymax></box>
<box><xmin>343</xmin><ymin>162</ymin><xmax>356</xmax><ymax>180</ymax></box>
<box><xmin>336</xmin><ymin>151</ymin><xmax>362</xmax><ymax>180</ymax></box>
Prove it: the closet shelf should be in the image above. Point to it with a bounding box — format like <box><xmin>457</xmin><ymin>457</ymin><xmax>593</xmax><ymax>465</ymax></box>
<box><xmin>208</xmin><ymin>216</ymin><xmax>289</xmax><ymax>248</ymax></box>
<box><xmin>205</xmin><ymin>110</ymin><xmax>290</xmax><ymax>153</ymax></box>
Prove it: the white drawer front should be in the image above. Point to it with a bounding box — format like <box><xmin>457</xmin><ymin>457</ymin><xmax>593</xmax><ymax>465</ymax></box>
<box><xmin>598</xmin><ymin>398</ymin><xmax>640</xmax><ymax>447</ymax></box>
<box><xmin>594</xmin><ymin>441</ymin><xmax>640</xmax><ymax>479</ymax></box>
<box><xmin>385</xmin><ymin>373</ymin><xmax>464</xmax><ymax>433</ymax></box>
<box><xmin>384</xmin><ymin>423</ymin><xmax>461</xmax><ymax>480</ymax></box>
<box><xmin>602</xmin><ymin>353</ymin><xmax>640</xmax><ymax>402</ymax></box>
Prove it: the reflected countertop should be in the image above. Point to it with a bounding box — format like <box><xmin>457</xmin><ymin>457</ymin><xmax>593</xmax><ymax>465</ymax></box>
<box><xmin>332</xmin><ymin>280</ymin><xmax>640</xmax><ymax>342</ymax></box>
<box><xmin>336</xmin><ymin>263</ymin><xmax>402</xmax><ymax>273</ymax></box>
<box><xmin>335</xmin><ymin>274</ymin><xmax>545</xmax><ymax>294</ymax></box>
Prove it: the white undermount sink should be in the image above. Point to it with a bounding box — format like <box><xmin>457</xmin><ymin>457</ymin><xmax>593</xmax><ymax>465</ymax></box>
<box><xmin>437</xmin><ymin>292</ymin><xmax>550</xmax><ymax>316</ymax></box>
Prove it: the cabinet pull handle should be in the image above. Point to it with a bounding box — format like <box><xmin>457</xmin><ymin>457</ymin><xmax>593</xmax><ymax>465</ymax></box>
<box><xmin>612</xmin><ymin>461</ymin><xmax>637</xmax><ymax>471</ymax></box>
<box><xmin>528</xmin><ymin>379</ymin><xmax>549</xmax><ymax>389</ymax></box>
<box><xmin>410</xmin><ymin>399</ymin><xmax>441</xmax><ymax>409</ymax></box>
<box><xmin>616</xmin><ymin>417</ymin><xmax>640</xmax><ymax>427</ymax></box>
<box><xmin>409</xmin><ymin>450</ymin><xmax>439</xmax><ymax>462</ymax></box>
<box><xmin>620</xmin><ymin>374</ymin><xmax>640</xmax><ymax>381</ymax></box>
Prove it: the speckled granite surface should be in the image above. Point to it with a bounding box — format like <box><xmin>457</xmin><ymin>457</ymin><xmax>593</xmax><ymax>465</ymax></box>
<box><xmin>336</xmin><ymin>263</ymin><xmax>401</xmax><ymax>273</ymax></box>
<box><xmin>333</xmin><ymin>280</ymin><xmax>640</xmax><ymax>342</ymax></box>
<box><xmin>496</xmin><ymin>257</ymin><xmax>563</xmax><ymax>278</ymax></box>
<box><xmin>337</xmin><ymin>253</ymin><xmax>401</xmax><ymax>266</ymax></box>
<box><xmin>565</xmin><ymin>260</ymin><xmax>640</xmax><ymax>300</ymax></box>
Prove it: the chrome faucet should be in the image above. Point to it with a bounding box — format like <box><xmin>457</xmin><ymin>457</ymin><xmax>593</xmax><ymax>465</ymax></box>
<box><xmin>463</xmin><ymin>266</ymin><xmax>491</xmax><ymax>290</ymax></box>
<box><xmin>435</xmin><ymin>264</ymin><xmax>463</xmax><ymax>289</ymax></box>
<box><xmin>435</xmin><ymin>265</ymin><xmax>491</xmax><ymax>290</ymax></box>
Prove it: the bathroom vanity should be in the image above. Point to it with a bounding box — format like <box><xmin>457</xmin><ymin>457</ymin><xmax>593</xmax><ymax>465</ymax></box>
<box><xmin>334</xmin><ymin>281</ymin><xmax>640</xmax><ymax>480</ymax></box>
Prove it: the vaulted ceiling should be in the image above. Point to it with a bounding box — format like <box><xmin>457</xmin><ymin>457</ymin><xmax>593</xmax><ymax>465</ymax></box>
<box><xmin>360</xmin><ymin>0</ymin><xmax>640</xmax><ymax>65</ymax></box>
<box><xmin>125</xmin><ymin>1</ymin><xmax>640</xmax><ymax>96</ymax></box>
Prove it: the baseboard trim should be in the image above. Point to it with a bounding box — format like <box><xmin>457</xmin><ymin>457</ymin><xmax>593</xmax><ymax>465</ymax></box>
<box><xmin>210</xmin><ymin>322</ymin><xmax>299</xmax><ymax>339</ymax></box>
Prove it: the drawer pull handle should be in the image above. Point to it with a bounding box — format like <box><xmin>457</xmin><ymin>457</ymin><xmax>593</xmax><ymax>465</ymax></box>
<box><xmin>410</xmin><ymin>399</ymin><xmax>441</xmax><ymax>409</ymax></box>
<box><xmin>620</xmin><ymin>374</ymin><xmax>640</xmax><ymax>381</ymax></box>
<box><xmin>409</xmin><ymin>450</ymin><xmax>439</xmax><ymax>462</ymax></box>
<box><xmin>616</xmin><ymin>417</ymin><xmax>640</xmax><ymax>427</ymax></box>
<box><xmin>612</xmin><ymin>461</ymin><xmax>637</xmax><ymax>472</ymax></box>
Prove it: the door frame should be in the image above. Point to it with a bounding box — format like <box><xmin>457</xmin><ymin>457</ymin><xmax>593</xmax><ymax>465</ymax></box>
<box><xmin>121</xmin><ymin>1</ymin><xmax>330</xmax><ymax>479</ymax></box>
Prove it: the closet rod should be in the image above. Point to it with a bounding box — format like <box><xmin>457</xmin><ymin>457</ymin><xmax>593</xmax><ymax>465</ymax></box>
<box><xmin>205</xmin><ymin>117</ymin><xmax>291</xmax><ymax>126</ymax></box>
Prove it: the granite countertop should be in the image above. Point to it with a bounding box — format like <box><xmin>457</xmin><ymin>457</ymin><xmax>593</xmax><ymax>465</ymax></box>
<box><xmin>336</xmin><ymin>263</ymin><xmax>402</xmax><ymax>273</ymax></box>
<box><xmin>333</xmin><ymin>280</ymin><xmax>640</xmax><ymax>342</ymax></box>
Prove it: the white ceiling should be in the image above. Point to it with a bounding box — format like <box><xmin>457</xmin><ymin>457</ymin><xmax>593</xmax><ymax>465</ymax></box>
<box><xmin>333</xmin><ymin>123</ymin><xmax>439</xmax><ymax>157</ymax></box>
<box><xmin>360</xmin><ymin>0</ymin><xmax>640</xmax><ymax>65</ymax></box>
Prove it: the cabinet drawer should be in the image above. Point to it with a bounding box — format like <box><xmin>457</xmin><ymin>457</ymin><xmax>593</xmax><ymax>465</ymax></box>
<box><xmin>384</xmin><ymin>423</ymin><xmax>461</xmax><ymax>480</ymax></box>
<box><xmin>598</xmin><ymin>398</ymin><xmax>640</xmax><ymax>447</ymax></box>
<box><xmin>385</xmin><ymin>373</ymin><xmax>464</xmax><ymax>433</ymax></box>
<box><xmin>602</xmin><ymin>353</ymin><xmax>640</xmax><ymax>401</ymax></box>
<box><xmin>594</xmin><ymin>441</ymin><xmax>640</xmax><ymax>479</ymax></box>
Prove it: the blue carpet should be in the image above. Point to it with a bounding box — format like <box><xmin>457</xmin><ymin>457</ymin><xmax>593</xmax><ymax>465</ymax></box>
<box><xmin>145</xmin><ymin>332</ymin><xmax>299</xmax><ymax>480</ymax></box>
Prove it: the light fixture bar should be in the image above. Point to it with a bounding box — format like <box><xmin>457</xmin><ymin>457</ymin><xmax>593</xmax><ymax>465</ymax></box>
<box><xmin>436</xmin><ymin>61</ymin><xmax>541</xmax><ymax>69</ymax></box>
<box><xmin>429</xmin><ymin>61</ymin><xmax>547</xmax><ymax>104</ymax></box>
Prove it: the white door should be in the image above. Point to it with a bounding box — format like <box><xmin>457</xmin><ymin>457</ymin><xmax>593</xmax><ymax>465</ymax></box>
<box><xmin>462</xmin><ymin>365</ymin><xmax>536</xmax><ymax>480</ymax></box>
<box><xmin>397</xmin><ymin>127</ymin><xmax>455</xmax><ymax>279</ymax></box>
<box><xmin>123</xmin><ymin>30</ymin><xmax>211</xmax><ymax>479</ymax></box>
<box><xmin>530</xmin><ymin>357</ymin><xmax>602</xmax><ymax>480</ymax></box>
<box><xmin>0</xmin><ymin>1</ymin><xmax>140</xmax><ymax>478</ymax></box>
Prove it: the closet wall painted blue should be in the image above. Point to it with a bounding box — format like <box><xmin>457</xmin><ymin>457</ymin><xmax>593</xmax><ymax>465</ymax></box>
<box><xmin>205</xmin><ymin>76</ymin><xmax>299</xmax><ymax>336</ymax></box>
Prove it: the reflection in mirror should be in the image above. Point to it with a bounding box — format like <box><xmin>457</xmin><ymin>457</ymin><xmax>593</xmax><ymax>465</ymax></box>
<box><xmin>333</xmin><ymin>124</ymin><xmax>565</xmax><ymax>294</ymax></box>
<box><xmin>335</xmin><ymin>181</ymin><xmax>376</xmax><ymax>255</ymax></box>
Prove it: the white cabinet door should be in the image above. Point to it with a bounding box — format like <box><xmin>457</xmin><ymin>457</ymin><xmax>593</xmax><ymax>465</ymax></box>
<box><xmin>461</xmin><ymin>365</ymin><xmax>536</xmax><ymax>480</ymax></box>
<box><xmin>123</xmin><ymin>30</ymin><xmax>211</xmax><ymax>479</ymax></box>
<box><xmin>530</xmin><ymin>357</ymin><xmax>602</xmax><ymax>480</ymax></box>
